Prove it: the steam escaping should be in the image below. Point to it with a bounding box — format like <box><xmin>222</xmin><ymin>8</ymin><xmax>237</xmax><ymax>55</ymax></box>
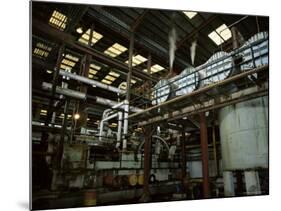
<box><xmin>190</xmin><ymin>40</ymin><xmax>197</xmax><ymax>66</ymax></box>
<box><xmin>169</xmin><ymin>27</ymin><xmax>177</xmax><ymax>72</ymax></box>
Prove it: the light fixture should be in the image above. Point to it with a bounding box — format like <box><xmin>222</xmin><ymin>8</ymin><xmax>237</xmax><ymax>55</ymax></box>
<box><xmin>76</xmin><ymin>27</ymin><xmax>83</xmax><ymax>34</ymax></box>
<box><xmin>74</xmin><ymin>113</ymin><xmax>80</xmax><ymax>120</ymax></box>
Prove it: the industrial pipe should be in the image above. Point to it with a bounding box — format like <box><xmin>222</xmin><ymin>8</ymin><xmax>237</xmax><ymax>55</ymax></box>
<box><xmin>116</xmin><ymin>111</ymin><xmax>123</xmax><ymax>148</ymax></box>
<box><xmin>42</xmin><ymin>82</ymin><xmax>86</xmax><ymax>100</ymax></box>
<box><xmin>59</xmin><ymin>70</ymin><xmax>125</xmax><ymax>95</ymax></box>
<box><xmin>129</xmin><ymin>65</ymin><xmax>268</xmax><ymax>119</ymax></box>
<box><xmin>42</xmin><ymin>82</ymin><xmax>143</xmax><ymax>112</ymax></box>
<box><xmin>99</xmin><ymin>112</ymin><xmax>118</xmax><ymax>141</ymax></box>
<box><xmin>122</xmin><ymin>100</ymin><xmax>129</xmax><ymax>150</ymax></box>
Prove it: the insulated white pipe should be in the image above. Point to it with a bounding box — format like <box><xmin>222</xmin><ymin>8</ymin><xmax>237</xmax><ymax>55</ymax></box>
<box><xmin>122</xmin><ymin>100</ymin><xmax>129</xmax><ymax>150</ymax></box>
<box><xmin>99</xmin><ymin>113</ymin><xmax>118</xmax><ymax>141</ymax></box>
<box><xmin>59</xmin><ymin>70</ymin><xmax>125</xmax><ymax>95</ymax></box>
<box><xmin>116</xmin><ymin>111</ymin><xmax>123</xmax><ymax>148</ymax></box>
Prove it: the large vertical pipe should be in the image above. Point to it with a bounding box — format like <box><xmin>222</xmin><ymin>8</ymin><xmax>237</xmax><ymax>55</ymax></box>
<box><xmin>223</xmin><ymin>171</ymin><xmax>235</xmax><ymax>196</ymax></box>
<box><xmin>245</xmin><ymin>171</ymin><xmax>261</xmax><ymax>195</ymax></box>
<box><xmin>199</xmin><ymin>112</ymin><xmax>210</xmax><ymax>198</ymax></box>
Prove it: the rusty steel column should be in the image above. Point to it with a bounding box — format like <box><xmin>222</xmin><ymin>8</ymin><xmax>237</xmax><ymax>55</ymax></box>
<box><xmin>141</xmin><ymin>126</ymin><xmax>153</xmax><ymax>202</ymax></box>
<box><xmin>56</xmin><ymin>99</ymin><xmax>70</xmax><ymax>169</ymax></box>
<box><xmin>231</xmin><ymin>26</ymin><xmax>239</xmax><ymax>50</ymax></box>
<box><xmin>181</xmin><ymin>129</ymin><xmax>187</xmax><ymax>192</ymax></box>
<box><xmin>45</xmin><ymin>45</ymin><xmax>65</xmax><ymax>124</ymax></box>
<box><xmin>126</xmin><ymin>32</ymin><xmax>135</xmax><ymax>102</ymax></box>
<box><xmin>199</xmin><ymin>112</ymin><xmax>210</xmax><ymax>198</ymax></box>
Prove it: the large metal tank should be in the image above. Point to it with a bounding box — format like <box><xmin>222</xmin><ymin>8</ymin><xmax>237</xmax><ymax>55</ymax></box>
<box><xmin>152</xmin><ymin>79</ymin><xmax>171</xmax><ymax>105</ymax></box>
<box><xmin>219</xmin><ymin>96</ymin><xmax>268</xmax><ymax>170</ymax></box>
<box><xmin>173</xmin><ymin>67</ymin><xmax>200</xmax><ymax>96</ymax></box>
<box><xmin>199</xmin><ymin>51</ymin><xmax>234</xmax><ymax>86</ymax></box>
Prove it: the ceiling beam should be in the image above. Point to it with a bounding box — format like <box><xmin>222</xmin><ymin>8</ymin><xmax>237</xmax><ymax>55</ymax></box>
<box><xmin>177</xmin><ymin>15</ymin><xmax>218</xmax><ymax>49</ymax></box>
<box><xmin>32</xmin><ymin>18</ymin><xmax>157</xmax><ymax>82</ymax></box>
<box><xmin>130</xmin><ymin>10</ymin><xmax>149</xmax><ymax>32</ymax></box>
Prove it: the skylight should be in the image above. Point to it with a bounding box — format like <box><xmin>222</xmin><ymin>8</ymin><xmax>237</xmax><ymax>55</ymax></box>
<box><xmin>208</xmin><ymin>24</ymin><xmax>232</xmax><ymax>46</ymax></box>
<box><xmin>101</xmin><ymin>79</ymin><xmax>113</xmax><ymax>85</ymax></box>
<box><xmin>125</xmin><ymin>54</ymin><xmax>147</xmax><ymax>66</ymax></box>
<box><xmin>183</xmin><ymin>11</ymin><xmax>197</xmax><ymax>19</ymax></box>
<box><xmin>90</xmin><ymin>64</ymin><xmax>101</xmax><ymax>70</ymax></box>
<box><xmin>109</xmin><ymin>71</ymin><xmax>120</xmax><ymax>78</ymax></box>
<box><xmin>89</xmin><ymin>69</ymin><xmax>97</xmax><ymax>75</ymax></box>
<box><xmin>60</xmin><ymin>54</ymin><xmax>80</xmax><ymax>71</ymax></box>
<box><xmin>49</xmin><ymin>10</ymin><xmax>67</xmax><ymax>31</ymax></box>
<box><xmin>143</xmin><ymin>64</ymin><xmax>165</xmax><ymax>74</ymax></box>
<box><xmin>104</xmin><ymin>43</ymin><xmax>128</xmax><ymax>58</ymax></box>
<box><xmin>40</xmin><ymin>109</ymin><xmax>47</xmax><ymax>116</ymax></box>
<box><xmin>119</xmin><ymin>79</ymin><xmax>137</xmax><ymax>90</ymax></box>
<box><xmin>33</xmin><ymin>42</ymin><xmax>52</xmax><ymax>58</ymax></box>
<box><xmin>119</xmin><ymin>82</ymin><xmax>127</xmax><ymax>90</ymax></box>
<box><xmin>65</xmin><ymin>54</ymin><xmax>79</xmax><ymax>62</ymax></box>
<box><xmin>105</xmin><ymin>75</ymin><xmax>116</xmax><ymax>82</ymax></box>
<box><xmin>78</xmin><ymin>29</ymin><xmax>103</xmax><ymax>46</ymax></box>
<box><xmin>61</xmin><ymin>59</ymin><xmax>76</xmax><ymax>67</ymax></box>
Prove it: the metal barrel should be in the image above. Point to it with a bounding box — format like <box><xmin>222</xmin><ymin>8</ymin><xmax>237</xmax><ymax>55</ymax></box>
<box><xmin>128</xmin><ymin>174</ymin><xmax>138</xmax><ymax>186</ymax></box>
<box><xmin>84</xmin><ymin>190</ymin><xmax>97</xmax><ymax>206</ymax></box>
<box><xmin>137</xmin><ymin>174</ymin><xmax>144</xmax><ymax>186</ymax></box>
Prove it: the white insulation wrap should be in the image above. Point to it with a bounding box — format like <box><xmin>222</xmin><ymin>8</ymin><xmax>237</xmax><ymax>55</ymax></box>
<box><xmin>199</xmin><ymin>51</ymin><xmax>234</xmax><ymax>85</ymax></box>
<box><xmin>240</xmin><ymin>31</ymin><xmax>269</xmax><ymax>78</ymax></box>
<box><xmin>173</xmin><ymin>67</ymin><xmax>199</xmax><ymax>96</ymax></box>
<box><xmin>152</xmin><ymin>79</ymin><xmax>171</xmax><ymax>105</ymax></box>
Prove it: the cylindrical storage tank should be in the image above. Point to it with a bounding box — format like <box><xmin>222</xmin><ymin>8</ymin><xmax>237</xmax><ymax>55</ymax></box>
<box><xmin>174</xmin><ymin>67</ymin><xmax>200</xmax><ymax>96</ymax></box>
<box><xmin>103</xmin><ymin>175</ymin><xmax>114</xmax><ymax>187</ymax></box>
<box><xmin>152</xmin><ymin>79</ymin><xmax>174</xmax><ymax>105</ymax></box>
<box><xmin>137</xmin><ymin>174</ymin><xmax>144</xmax><ymax>186</ymax></box>
<box><xmin>219</xmin><ymin>96</ymin><xmax>268</xmax><ymax>171</ymax></box>
<box><xmin>128</xmin><ymin>174</ymin><xmax>138</xmax><ymax>186</ymax></box>
<box><xmin>112</xmin><ymin>176</ymin><xmax>122</xmax><ymax>188</ymax></box>
<box><xmin>103</xmin><ymin>175</ymin><xmax>121</xmax><ymax>188</ymax></box>
<box><xmin>84</xmin><ymin>190</ymin><xmax>97</xmax><ymax>206</ymax></box>
<box><xmin>200</xmin><ymin>51</ymin><xmax>234</xmax><ymax>86</ymax></box>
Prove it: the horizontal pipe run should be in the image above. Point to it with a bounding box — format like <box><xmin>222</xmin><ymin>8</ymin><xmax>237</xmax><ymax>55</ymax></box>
<box><xmin>137</xmin><ymin>83</ymin><xmax>268</xmax><ymax>126</ymax></box>
<box><xmin>59</xmin><ymin>70</ymin><xmax>125</xmax><ymax>95</ymax></box>
<box><xmin>129</xmin><ymin>65</ymin><xmax>268</xmax><ymax>119</ymax></box>
<box><xmin>99</xmin><ymin>113</ymin><xmax>119</xmax><ymax>142</ymax></box>
<box><xmin>42</xmin><ymin>82</ymin><xmax>143</xmax><ymax>112</ymax></box>
<box><xmin>42</xmin><ymin>82</ymin><xmax>86</xmax><ymax>100</ymax></box>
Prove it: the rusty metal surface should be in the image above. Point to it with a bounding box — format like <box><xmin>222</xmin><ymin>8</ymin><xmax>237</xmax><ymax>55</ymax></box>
<box><xmin>136</xmin><ymin>81</ymin><xmax>268</xmax><ymax>126</ymax></box>
<box><xmin>199</xmin><ymin>113</ymin><xmax>210</xmax><ymax>198</ymax></box>
<box><xmin>129</xmin><ymin>65</ymin><xmax>268</xmax><ymax>120</ymax></box>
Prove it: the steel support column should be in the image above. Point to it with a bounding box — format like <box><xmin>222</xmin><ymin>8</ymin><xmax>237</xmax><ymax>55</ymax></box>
<box><xmin>181</xmin><ymin>129</ymin><xmax>187</xmax><ymax>192</ymax></box>
<box><xmin>199</xmin><ymin>112</ymin><xmax>210</xmax><ymax>198</ymax></box>
<box><xmin>141</xmin><ymin>126</ymin><xmax>153</xmax><ymax>202</ymax></box>
<box><xmin>56</xmin><ymin>99</ymin><xmax>70</xmax><ymax>170</ymax></box>
<box><xmin>45</xmin><ymin>45</ymin><xmax>64</xmax><ymax>124</ymax></box>
<box><xmin>126</xmin><ymin>32</ymin><xmax>134</xmax><ymax>102</ymax></box>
